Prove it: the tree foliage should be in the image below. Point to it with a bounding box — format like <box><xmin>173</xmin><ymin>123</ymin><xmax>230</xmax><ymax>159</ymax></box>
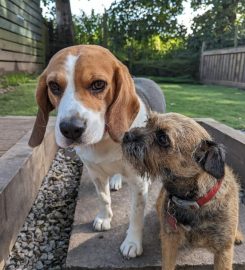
<box><xmin>74</xmin><ymin>10</ymin><xmax>103</xmax><ymax>45</ymax></box>
<box><xmin>73</xmin><ymin>0</ymin><xmax>187</xmax><ymax>72</ymax></box>
<box><xmin>189</xmin><ymin>0</ymin><xmax>245</xmax><ymax>50</ymax></box>
<box><xmin>107</xmin><ymin>0</ymin><xmax>185</xmax><ymax>43</ymax></box>
<box><xmin>41</xmin><ymin>0</ymin><xmax>56</xmax><ymax>20</ymax></box>
<box><xmin>42</xmin><ymin>0</ymin><xmax>245</xmax><ymax>78</ymax></box>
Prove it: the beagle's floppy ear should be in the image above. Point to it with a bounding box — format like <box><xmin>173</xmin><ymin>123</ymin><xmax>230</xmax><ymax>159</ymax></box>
<box><xmin>194</xmin><ymin>140</ymin><xmax>225</xmax><ymax>179</ymax></box>
<box><xmin>28</xmin><ymin>71</ymin><xmax>54</xmax><ymax>147</ymax></box>
<box><xmin>106</xmin><ymin>63</ymin><xmax>140</xmax><ymax>142</ymax></box>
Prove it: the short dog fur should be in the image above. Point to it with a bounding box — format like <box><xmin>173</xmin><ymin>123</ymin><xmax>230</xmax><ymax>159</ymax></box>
<box><xmin>29</xmin><ymin>45</ymin><xmax>166</xmax><ymax>258</ymax></box>
<box><xmin>122</xmin><ymin>112</ymin><xmax>243</xmax><ymax>270</ymax></box>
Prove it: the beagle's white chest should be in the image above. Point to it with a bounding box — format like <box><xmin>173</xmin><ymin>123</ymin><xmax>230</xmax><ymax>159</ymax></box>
<box><xmin>74</xmin><ymin>135</ymin><xmax>124</xmax><ymax>177</ymax></box>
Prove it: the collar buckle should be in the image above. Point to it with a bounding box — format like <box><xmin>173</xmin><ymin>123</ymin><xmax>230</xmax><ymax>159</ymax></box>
<box><xmin>172</xmin><ymin>196</ymin><xmax>200</xmax><ymax>210</ymax></box>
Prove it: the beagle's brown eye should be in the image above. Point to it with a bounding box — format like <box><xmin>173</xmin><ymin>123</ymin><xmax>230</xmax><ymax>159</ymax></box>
<box><xmin>91</xmin><ymin>80</ymin><xmax>106</xmax><ymax>92</ymax></box>
<box><xmin>49</xmin><ymin>81</ymin><xmax>62</xmax><ymax>96</ymax></box>
<box><xmin>156</xmin><ymin>130</ymin><xmax>170</xmax><ymax>148</ymax></box>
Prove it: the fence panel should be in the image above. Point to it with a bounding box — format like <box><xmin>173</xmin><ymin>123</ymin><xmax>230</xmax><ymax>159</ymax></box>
<box><xmin>0</xmin><ymin>0</ymin><xmax>46</xmax><ymax>74</ymax></box>
<box><xmin>200</xmin><ymin>46</ymin><xmax>245</xmax><ymax>89</ymax></box>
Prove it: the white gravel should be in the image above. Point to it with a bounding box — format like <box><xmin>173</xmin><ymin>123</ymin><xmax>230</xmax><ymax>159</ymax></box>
<box><xmin>5</xmin><ymin>148</ymin><xmax>82</xmax><ymax>270</ymax></box>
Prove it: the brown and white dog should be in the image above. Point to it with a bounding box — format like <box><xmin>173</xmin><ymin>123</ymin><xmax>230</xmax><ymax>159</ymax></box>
<box><xmin>29</xmin><ymin>45</ymin><xmax>166</xmax><ymax>258</ymax></box>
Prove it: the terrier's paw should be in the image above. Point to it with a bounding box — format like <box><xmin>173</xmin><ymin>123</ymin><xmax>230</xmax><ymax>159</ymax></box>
<box><xmin>110</xmin><ymin>174</ymin><xmax>122</xmax><ymax>191</ymax></box>
<box><xmin>93</xmin><ymin>216</ymin><xmax>111</xmax><ymax>231</ymax></box>
<box><xmin>120</xmin><ymin>235</ymin><xmax>143</xmax><ymax>258</ymax></box>
<box><xmin>235</xmin><ymin>230</ymin><xmax>243</xmax><ymax>245</ymax></box>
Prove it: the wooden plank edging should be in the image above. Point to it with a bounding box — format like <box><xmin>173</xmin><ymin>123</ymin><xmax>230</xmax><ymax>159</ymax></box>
<box><xmin>0</xmin><ymin>125</ymin><xmax>57</xmax><ymax>269</ymax></box>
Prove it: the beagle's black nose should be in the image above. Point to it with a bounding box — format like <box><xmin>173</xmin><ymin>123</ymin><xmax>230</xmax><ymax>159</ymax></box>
<box><xmin>59</xmin><ymin>119</ymin><xmax>85</xmax><ymax>140</ymax></box>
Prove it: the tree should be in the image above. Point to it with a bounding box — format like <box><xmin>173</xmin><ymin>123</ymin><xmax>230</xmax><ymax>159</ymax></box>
<box><xmin>106</xmin><ymin>0</ymin><xmax>186</xmax><ymax>69</ymax></box>
<box><xmin>72</xmin><ymin>0</ymin><xmax>189</xmax><ymax>75</ymax></box>
<box><xmin>42</xmin><ymin>0</ymin><xmax>74</xmax><ymax>50</ymax></box>
<box><xmin>189</xmin><ymin>0</ymin><xmax>245</xmax><ymax>50</ymax></box>
<box><xmin>74</xmin><ymin>10</ymin><xmax>103</xmax><ymax>45</ymax></box>
<box><xmin>107</xmin><ymin>0</ymin><xmax>185</xmax><ymax>46</ymax></box>
<box><xmin>55</xmin><ymin>0</ymin><xmax>74</xmax><ymax>46</ymax></box>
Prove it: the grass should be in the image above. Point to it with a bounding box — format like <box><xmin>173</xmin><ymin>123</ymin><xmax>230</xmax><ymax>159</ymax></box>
<box><xmin>0</xmin><ymin>80</ymin><xmax>244</xmax><ymax>129</ymax></box>
<box><xmin>0</xmin><ymin>82</ymin><xmax>38</xmax><ymax>115</ymax></box>
<box><xmin>0</xmin><ymin>73</ymin><xmax>36</xmax><ymax>88</ymax></box>
<box><xmin>148</xmin><ymin>75</ymin><xmax>198</xmax><ymax>84</ymax></box>
<box><xmin>161</xmin><ymin>83</ymin><xmax>245</xmax><ymax>130</ymax></box>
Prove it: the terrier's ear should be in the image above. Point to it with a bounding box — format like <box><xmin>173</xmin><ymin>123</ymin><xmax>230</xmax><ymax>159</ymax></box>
<box><xmin>194</xmin><ymin>140</ymin><xmax>225</xmax><ymax>179</ymax></box>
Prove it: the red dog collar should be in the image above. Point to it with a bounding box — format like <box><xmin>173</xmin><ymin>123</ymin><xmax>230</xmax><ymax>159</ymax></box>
<box><xmin>171</xmin><ymin>178</ymin><xmax>223</xmax><ymax>210</ymax></box>
<box><xmin>196</xmin><ymin>179</ymin><xmax>223</xmax><ymax>207</ymax></box>
<box><xmin>165</xmin><ymin>178</ymin><xmax>223</xmax><ymax>231</ymax></box>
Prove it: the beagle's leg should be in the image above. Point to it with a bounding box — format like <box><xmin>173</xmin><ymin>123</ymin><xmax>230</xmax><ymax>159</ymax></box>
<box><xmin>120</xmin><ymin>176</ymin><xmax>149</xmax><ymax>258</ymax></box>
<box><xmin>110</xmin><ymin>174</ymin><xmax>122</xmax><ymax>191</ymax></box>
<box><xmin>87</xmin><ymin>169</ymin><xmax>113</xmax><ymax>231</ymax></box>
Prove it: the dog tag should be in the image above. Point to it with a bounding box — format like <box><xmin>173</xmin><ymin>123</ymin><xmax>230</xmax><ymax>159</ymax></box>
<box><xmin>166</xmin><ymin>212</ymin><xmax>177</xmax><ymax>231</ymax></box>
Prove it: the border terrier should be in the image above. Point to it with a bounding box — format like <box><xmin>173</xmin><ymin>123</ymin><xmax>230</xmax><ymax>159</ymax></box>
<box><xmin>121</xmin><ymin>112</ymin><xmax>243</xmax><ymax>270</ymax></box>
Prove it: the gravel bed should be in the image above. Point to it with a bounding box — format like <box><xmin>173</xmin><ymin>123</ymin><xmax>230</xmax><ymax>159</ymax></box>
<box><xmin>5</xmin><ymin>148</ymin><xmax>82</xmax><ymax>270</ymax></box>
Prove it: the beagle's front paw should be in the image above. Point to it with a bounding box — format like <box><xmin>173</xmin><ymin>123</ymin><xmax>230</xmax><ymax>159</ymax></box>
<box><xmin>109</xmin><ymin>174</ymin><xmax>122</xmax><ymax>191</ymax></box>
<box><xmin>120</xmin><ymin>232</ymin><xmax>143</xmax><ymax>258</ymax></box>
<box><xmin>93</xmin><ymin>216</ymin><xmax>111</xmax><ymax>231</ymax></box>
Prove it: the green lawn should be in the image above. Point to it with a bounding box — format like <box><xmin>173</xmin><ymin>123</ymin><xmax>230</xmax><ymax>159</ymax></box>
<box><xmin>0</xmin><ymin>82</ymin><xmax>244</xmax><ymax>129</ymax></box>
<box><xmin>0</xmin><ymin>73</ymin><xmax>36</xmax><ymax>88</ymax></box>
<box><xmin>0</xmin><ymin>83</ymin><xmax>38</xmax><ymax>115</ymax></box>
<box><xmin>161</xmin><ymin>83</ymin><xmax>245</xmax><ymax>130</ymax></box>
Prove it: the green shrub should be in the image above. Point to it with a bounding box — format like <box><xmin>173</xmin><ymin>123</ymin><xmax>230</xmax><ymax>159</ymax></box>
<box><xmin>130</xmin><ymin>52</ymin><xmax>200</xmax><ymax>79</ymax></box>
<box><xmin>147</xmin><ymin>75</ymin><xmax>198</xmax><ymax>84</ymax></box>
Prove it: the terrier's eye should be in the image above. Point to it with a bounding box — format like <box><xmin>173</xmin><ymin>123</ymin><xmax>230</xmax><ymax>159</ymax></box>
<box><xmin>49</xmin><ymin>81</ymin><xmax>62</xmax><ymax>96</ymax></box>
<box><xmin>91</xmin><ymin>80</ymin><xmax>106</xmax><ymax>92</ymax></box>
<box><xmin>156</xmin><ymin>130</ymin><xmax>170</xmax><ymax>148</ymax></box>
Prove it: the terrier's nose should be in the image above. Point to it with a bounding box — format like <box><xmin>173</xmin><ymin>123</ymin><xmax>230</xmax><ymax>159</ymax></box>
<box><xmin>123</xmin><ymin>132</ymin><xmax>136</xmax><ymax>143</ymax></box>
<box><xmin>59</xmin><ymin>119</ymin><xmax>85</xmax><ymax>140</ymax></box>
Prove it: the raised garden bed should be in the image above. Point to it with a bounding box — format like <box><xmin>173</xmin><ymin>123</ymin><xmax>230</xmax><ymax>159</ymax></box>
<box><xmin>5</xmin><ymin>149</ymin><xmax>82</xmax><ymax>270</ymax></box>
<box><xmin>0</xmin><ymin>117</ymin><xmax>56</xmax><ymax>270</ymax></box>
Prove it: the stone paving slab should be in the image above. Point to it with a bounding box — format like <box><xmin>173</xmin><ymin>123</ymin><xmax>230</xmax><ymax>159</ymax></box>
<box><xmin>66</xmin><ymin>169</ymin><xmax>245</xmax><ymax>270</ymax></box>
<box><xmin>0</xmin><ymin>117</ymin><xmax>36</xmax><ymax>157</ymax></box>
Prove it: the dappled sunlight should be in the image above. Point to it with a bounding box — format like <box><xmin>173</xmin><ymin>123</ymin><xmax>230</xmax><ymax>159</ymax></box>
<box><xmin>160</xmin><ymin>84</ymin><xmax>183</xmax><ymax>89</ymax></box>
<box><xmin>215</xmin><ymin>100</ymin><xmax>244</xmax><ymax>105</ymax></box>
<box><xmin>183</xmin><ymin>96</ymin><xmax>206</xmax><ymax>101</ymax></box>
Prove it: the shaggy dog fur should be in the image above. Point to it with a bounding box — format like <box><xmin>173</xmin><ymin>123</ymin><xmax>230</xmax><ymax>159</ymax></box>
<box><xmin>121</xmin><ymin>112</ymin><xmax>243</xmax><ymax>270</ymax></box>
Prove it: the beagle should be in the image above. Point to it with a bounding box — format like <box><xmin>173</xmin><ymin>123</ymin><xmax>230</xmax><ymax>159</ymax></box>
<box><xmin>29</xmin><ymin>45</ymin><xmax>166</xmax><ymax>258</ymax></box>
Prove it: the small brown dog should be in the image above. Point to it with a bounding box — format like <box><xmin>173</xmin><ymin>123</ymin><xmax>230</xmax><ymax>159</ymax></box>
<box><xmin>121</xmin><ymin>112</ymin><xmax>243</xmax><ymax>270</ymax></box>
